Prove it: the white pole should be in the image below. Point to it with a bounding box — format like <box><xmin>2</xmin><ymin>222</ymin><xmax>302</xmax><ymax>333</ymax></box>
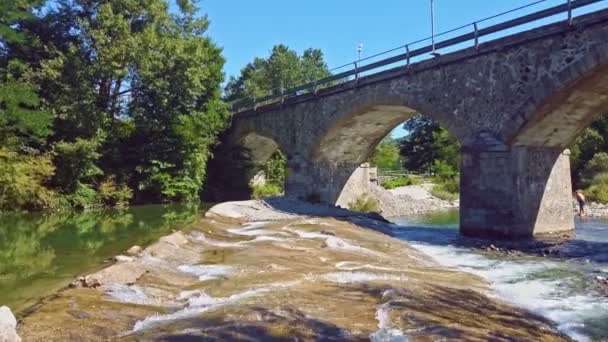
<box><xmin>431</xmin><ymin>0</ymin><xmax>436</xmax><ymax>54</ymax></box>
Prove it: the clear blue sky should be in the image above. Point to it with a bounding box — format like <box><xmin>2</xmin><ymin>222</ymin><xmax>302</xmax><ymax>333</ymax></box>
<box><xmin>201</xmin><ymin>0</ymin><xmax>605</xmax><ymax>137</ymax></box>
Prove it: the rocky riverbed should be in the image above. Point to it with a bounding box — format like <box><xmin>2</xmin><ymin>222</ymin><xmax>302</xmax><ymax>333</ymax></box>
<box><xmin>373</xmin><ymin>183</ymin><xmax>608</xmax><ymax>219</ymax></box>
<box><xmin>14</xmin><ymin>200</ymin><xmax>570</xmax><ymax>341</ymax></box>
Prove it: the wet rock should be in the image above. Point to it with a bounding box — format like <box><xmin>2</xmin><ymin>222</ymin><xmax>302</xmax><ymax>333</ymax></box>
<box><xmin>159</xmin><ymin>231</ymin><xmax>189</xmax><ymax>246</ymax></box>
<box><xmin>113</xmin><ymin>255</ymin><xmax>134</xmax><ymax>263</ymax></box>
<box><xmin>66</xmin><ymin>310</ymin><xmax>90</xmax><ymax>319</ymax></box>
<box><xmin>82</xmin><ymin>262</ymin><xmax>147</xmax><ymax>287</ymax></box>
<box><xmin>0</xmin><ymin>306</ymin><xmax>20</xmax><ymax>342</ymax></box>
<box><xmin>126</xmin><ymin>245</ymin><xmax>143</xmax><ymax>256</ymax></box>
<box><xmin>81</xmin><ymin>276</ymin><xmax>101</xmax><ymax>288</ymax></box>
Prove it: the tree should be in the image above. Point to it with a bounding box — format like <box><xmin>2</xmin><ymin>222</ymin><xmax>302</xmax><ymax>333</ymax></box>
<box><xmin>399</xmin><ymin>115</ymin><xmax>460</xmax><ymax>173</ymax></box>
<box><xmin>570</xmin><ymin>113</ymin><xmax>608</xmax><ymax>187</ymax></box>
<box><xmin>0</xmin><ymin>0</ymin><xmax>57</xmax><ymax>210</ymax></box>
<box><xmin>16</xmin><ymin>0</ymin><xmax>228</xmax><ymax>205</ymax></box>
<box><xmin>224</xmin><ymin>44</ymin><xmax>331</xmax><ymax>104</ymax></box>
<box><xmin>370</xmin><ymin>137</ymin><xmax>401</xmax><ymax>170</ymax></box>
<box><xmin>0</xmin><ymin>0</ymin><xmax>52</xmax><ymax>148</ymax></box>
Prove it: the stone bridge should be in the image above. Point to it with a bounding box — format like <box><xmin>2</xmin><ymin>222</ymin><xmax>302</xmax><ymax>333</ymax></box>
<box><xmin>219</xmin><ymin>8</ymin><xmax>608</xmax><ymax>238</ymax></box>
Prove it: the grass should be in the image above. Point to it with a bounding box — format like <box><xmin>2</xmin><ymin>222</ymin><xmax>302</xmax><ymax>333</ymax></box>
<box><xmin>431</xmin><ymin>182</ymin><xmax>459</xmax><ymax>201</ymax></box>
<box><xmin>251</xmin><ymin>184</ymin><xmax>283</xmax><ymax>199</ymax></box>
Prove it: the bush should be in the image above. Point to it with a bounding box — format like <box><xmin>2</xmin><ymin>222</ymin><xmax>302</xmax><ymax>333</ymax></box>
<box><xmin>251</xmin><ymin>184</ymin><xmax>283</xmax><ymax>199</ymax></box>
<box><xmin>581</xmin><ymin>152</ymin><xmax>608</xmax><ymax>187</ymax></box>
<box><xmin>348</xmin><ymin>194</ymin><xmax>380</xmax><ymax>213</ymax></box>
<box><xmin>433</xmin><ymin>159</ymin><xmax>457</xmax><ymax>183</ymax></box>
<box><xmin>431</xmin><ymin>182</ymin><xmax>459</xmax><ymax>202</ymax></box>
<box><xmin>65</xmin><ymin>182</ymin><xmax>100</xmax><ymax>210</ymax></box>
<box><xmin>586</xmin><ymin>173</ymin><xmax>608</xmax><ymax>204</ymax></box>
<box><xmin>382</xmin><ymin>177</ymin><xmax>413</xmax><ymax>189</ymax></box>
<box><xmin>0</xmin><ymin>148</ymin><xmax>59</xmax><ymax>211</ymax></box>
<box><xmin>98</xmin><ymin>177</ymin><xmax>133</xmax><ymax>208</ymax></box>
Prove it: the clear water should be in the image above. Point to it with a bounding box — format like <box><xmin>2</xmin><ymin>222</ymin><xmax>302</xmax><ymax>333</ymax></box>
<box><xmin>0</xmin><ymin>204</ymin><xmax>203</xmax><ymax>313</ymax></box>
<box><xmin>392</xmin><ymin>210</ymin><xmax>608</xmax><ymax>341</ymax></box>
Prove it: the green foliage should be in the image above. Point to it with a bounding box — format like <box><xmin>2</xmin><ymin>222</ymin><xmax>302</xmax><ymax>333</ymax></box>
<box><xmin>570</xmin><ymin>114</ymin><xmax>608</xmax><ymax>187</ymax></box>
<box><xmin>371</xmin><ymin>137</ymin><xmax>401</xmax><ymax>170</ymax></box>
<box><xmin>348</xmin><ymin>194</ymin><xmax>380</xmax><ymax>213</ymax></box>
<box><xmin>382</xmin><ymin>177</ymin><xmax>413</xmax><ymax>189</ymax></box>
<box><xmin>400</xmin><ymin>115</ymin><xmax>460</xmax><ymax>173</ymax></box>
<box><xmin>263</xmin><ymin>150</ymin><xmax>287</xmax><ymax>188</ymax></box>
<box><xmin>225</xmin><ymin>44</ymin><xmax>331</xmax><ymax>103</ymax></box>
<box><xmin>0</xmin><ymin>148</ymin><xmax>58</xmax><ymax>211</ymax></box>
<box><xmin>52</xmin><ymin>136</ymin><xmax>103</xmax><ymax>194</ymax></box>
<box><xmin>581</xmin><ymin>152</ymin><xmax>608</xmax><ymax>187</ymax></box>
<box><xmin>98</xmin><ymin>177</ymin><xmax>133</xmax><ymax>208</ymax></box>
<box><xmin>433</xmin><ymin>160</ymin><xmax>458</xmax><ymax>183</ymax></box>
<box><xmin>0</xmin><ymin>0</ymin><xmax>52</xmax><ymax>149</ymax></box>
<box><xmin>586</xmin><ymin>173</ymin><xmax>608</xmax><ymax>204</ymax></box>
<box><xmin>251</xmin><ymin>184</ymin><xmax>283</xmax><ymax>199</ymax></box>
<box><xmin>0</xmin><ymin>0</ymin><xmax>229</xmax><ymax>211</ymax></box>
<box><xmin>431</xmin><ymin>182</ymin><xmax>459</xmax><ymax>202</ymax></box>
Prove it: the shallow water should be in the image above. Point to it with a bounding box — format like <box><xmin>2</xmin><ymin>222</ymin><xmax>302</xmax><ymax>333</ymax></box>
<box><xmin>392</xmin><ymin>211</ymin><xmax>608</xmax><ymax>341</ymax></box>
<box><xmin>0</xmin><ymin>204</ymin><xmax>202</xmax><ymax>312</ymax></box>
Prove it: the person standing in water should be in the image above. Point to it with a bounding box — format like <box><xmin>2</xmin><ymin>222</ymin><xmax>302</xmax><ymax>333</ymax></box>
<box><xmin>575</xmin><ymin>190</ymin><xmax>586</xmax><ymax>216</ymax></box>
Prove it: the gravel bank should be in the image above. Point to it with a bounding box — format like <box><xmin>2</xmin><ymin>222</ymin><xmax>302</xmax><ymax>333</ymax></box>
<box><xmin>371</xmin><ymin>183</ymin><xmax>458</xmax><ymax>217</ymax></box>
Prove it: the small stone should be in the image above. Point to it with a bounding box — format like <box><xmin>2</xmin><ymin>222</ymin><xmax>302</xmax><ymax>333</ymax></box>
<box><xmin>126</xmin><ymin>245</ymin><xmax>143</xmax><ymax>256</ymax></box>
<box><xmin>113</xmin><ymin>255</ymin><xmax>134</xmax><ymax>263</ymax></box>
<box><xmin>0</xmin><ymin>306</ymin><xmax>21</xmax><ymax>342</ymax></box>
<box><xmin>66</xmin><ymin>310</ymin><xmax>90</xmax><ymax>319</ymax></box>
<box><xmin>82</xmin><ymin>276</ymin><xmax>101</xmax><ymax>288</ymax></box>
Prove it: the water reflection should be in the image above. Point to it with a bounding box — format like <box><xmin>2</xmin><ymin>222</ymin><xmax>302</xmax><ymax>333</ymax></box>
<box><xmin>0</xmin><ymin>204</ymin><xmax>201</xmax><ymax>312</ymax></box>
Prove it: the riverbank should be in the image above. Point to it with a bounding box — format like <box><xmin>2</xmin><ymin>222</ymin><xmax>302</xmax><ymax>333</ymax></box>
<box><xmin>373</xmin><ymin>183</ymin><xmax>608</xmax><ymax>219</ymax></box>
<box><xmin>371</xmin><ymin>183</ymin><xmax>458</xmax><ymax>217</ymax></box>
<box><xmin>15</xmin><ymin>199</ymin><xmax>568</xmax><ymax>341</ymax></box>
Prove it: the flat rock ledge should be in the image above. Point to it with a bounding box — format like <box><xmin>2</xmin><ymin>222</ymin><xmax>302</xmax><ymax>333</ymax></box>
<box><xmin>206</xmin><ymin>197</ymin><xmax>388</xmax><ymax>223</ymax></box>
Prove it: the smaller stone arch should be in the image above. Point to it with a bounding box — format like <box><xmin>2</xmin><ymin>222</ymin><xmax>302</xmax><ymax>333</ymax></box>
<box><xmin>203</xmin><ymin>129</ymin><xmax>288</xmax><ymax>202</ymax></box>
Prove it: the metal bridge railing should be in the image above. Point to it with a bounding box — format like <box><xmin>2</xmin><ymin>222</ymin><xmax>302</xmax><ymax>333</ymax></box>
<box><xmin>231</xmin><ymin>0</ymin><xmax>607</xmax><ymax>113</ymax></box>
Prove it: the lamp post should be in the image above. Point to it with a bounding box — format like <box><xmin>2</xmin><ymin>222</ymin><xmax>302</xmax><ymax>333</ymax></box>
<box><xmin>357</xmin><ymin>43</ymin><xmax>363</xmax><ymax>62</ymax></box>
<box><xmin>431</xmin><ymin>0</ymin><xmax>440</xmax><ymax>56</ymax></box>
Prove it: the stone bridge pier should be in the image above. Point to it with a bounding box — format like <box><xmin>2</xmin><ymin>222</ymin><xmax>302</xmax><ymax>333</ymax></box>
<box><xmin>460</xmin><ymin>146</ymin><xmax>573</xmax><ymax>238</ymax></box>
<box><xmin>220</xmin><ymin>9</ymin><xmax>608</xmax><ymax>239</ymax></box>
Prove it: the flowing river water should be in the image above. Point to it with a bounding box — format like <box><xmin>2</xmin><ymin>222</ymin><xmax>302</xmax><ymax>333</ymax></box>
<box><xmin>392</xmin><ymin>211</ymin><xmax>608</xmax><ymax>341</ymax></box>
<box><xmin>1</xmin><ymin>206</ymin><xmax>607</xmax><ymax>340</ymax></box>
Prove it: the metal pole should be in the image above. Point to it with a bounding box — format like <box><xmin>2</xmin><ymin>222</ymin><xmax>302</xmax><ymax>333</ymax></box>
<box><xmin>431</xmin><ymin>0</ymin><xmax>436</xmax><ymax>54</ymax></box>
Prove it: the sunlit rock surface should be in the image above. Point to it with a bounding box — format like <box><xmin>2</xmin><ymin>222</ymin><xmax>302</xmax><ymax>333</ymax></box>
<box><xmin>18</xmin><ymin>202</ymin><xmax>568</xmax><ymax>341</ymax></box>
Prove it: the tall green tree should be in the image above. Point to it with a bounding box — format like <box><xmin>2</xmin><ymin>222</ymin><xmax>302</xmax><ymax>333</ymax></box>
<box><xmin>399</xmin><ymin>115</ymin><xmax>460</xmax><ymax>173</ymax></box>
<box><xmin>370</xmin><ymin>137</ymin><xmax>401</xmax><ymax>170</ymax></box>
<box><xmin>224</xmin><ymin>44</ymin><xmax>331</xmax><ymax>103</ymax></box>
<box><xmin>0</xmin><ymin>0</ymin><xmax>51</xmax><ymax>148</ymax></box>
<box><xmin>0</xmin><ymin>0</ymin><xmax>58</xmax><ymax>211</ymax></box>
<box><xmin>16</xmin><ymin>0</ymin><xmax>228</xmax><ymax>205</ymax></box>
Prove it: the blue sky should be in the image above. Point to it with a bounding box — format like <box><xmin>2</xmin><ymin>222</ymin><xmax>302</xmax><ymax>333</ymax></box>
<box><xmin>201</xmin><ymin>0</ymin><xmax>605</xmax><ymax>137</ymax></box>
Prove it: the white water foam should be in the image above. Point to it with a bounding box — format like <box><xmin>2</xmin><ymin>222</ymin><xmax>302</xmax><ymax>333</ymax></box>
<box><xmin>410</xmin><ymin>242</ymin><xmax>608</xmax><ymax>341</ymax></box>
<box><xmin>177</xmin><ymin>264</ymin><xmax>233</xmax><ymax>281</ymax></box>
<box><xmin>369</xmin><ymin>303</ymin><xmax>408</xmax><ymax>342</ymax></box>
<box><xmin>106</xmin><ymin>284</ymin><xmax>153</xmax><ymax>305</ymax></box>
<box><xmin>132</xmin><ymin>280</ymin><xmax>300</xmax><ymax>332</ymax></box>
<box><xmin>320</xmin><ymin>272</ymin><xmax>408</xmax><ymax>284</ymax></box>
<box><xmin>335</xmin><ymin>261</ymin><xmax>401</xmax><ymax>272</ymax></box>
<box><xmin>287</xmin><ymin>229</ymin><xmax>385</xmax><ymax>257</ymax></box>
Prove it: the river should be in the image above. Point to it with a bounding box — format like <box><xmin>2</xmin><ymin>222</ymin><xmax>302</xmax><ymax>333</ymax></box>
<box><xmin>2</xmin><ymin>206</ymin><xmax>607</xmax><ymax>340</ymax></box>
<box><xmin>0</xmin><ymin>204</ymin><xmax>203</xmax><ymax>313</ymax></box>
<box><xmin>392</xmin><ymin>211</ymin><xmax>608</xmax><ymax>341</ymax></box>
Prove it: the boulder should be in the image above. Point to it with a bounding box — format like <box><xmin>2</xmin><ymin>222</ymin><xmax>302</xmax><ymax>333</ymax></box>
<box><xmin>126</xmin><ymin>245</ymin><xmax>143</xmax><ymax>256</ymax></box>
<box><xmin>0</xmin><ymin>306</ymin><xmax>20</xmax><ymax>342</ymax></box>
